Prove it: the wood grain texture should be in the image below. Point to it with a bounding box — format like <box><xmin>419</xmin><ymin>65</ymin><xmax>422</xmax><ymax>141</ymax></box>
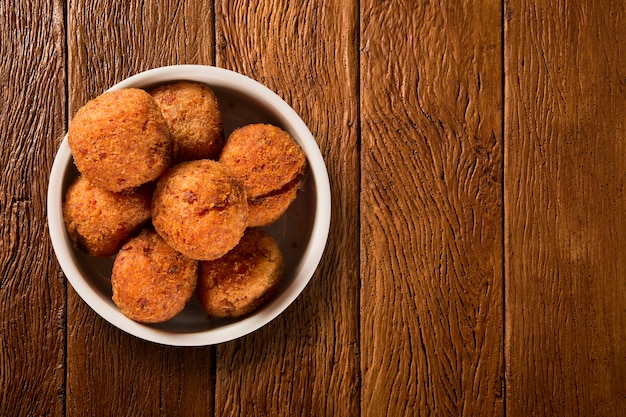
<box><xmin>215</xmin><ymin>0</ymin><xmax>360</xmax><ymax>415</ymax></box>
<box><xmin>0</xmin><ymin>1</ymin><xmax>66</xmax><ymax>416</ymax></box>
<box><xmin>66</xmin><ymin>1</ymin><xmax>216</xmax><ymax>415</ymax></box>
<box><xmin>4</xmin><ymin>1</ymin><xmax>626</xmax><ymax>415</ymax></box>
<box><xmin>505</xmin><ymin>1</ymin><xmax>626</xmax><ymax>415</ymax></box>
<box><xmin>360</xmin><ymin>1</ymin><xmax>504</xmax><ymax>415</ymax></box>
<box><xmin>68</xmin><ymin>0</ymin><xmax>215</xmax><ymax>104</ymax></box>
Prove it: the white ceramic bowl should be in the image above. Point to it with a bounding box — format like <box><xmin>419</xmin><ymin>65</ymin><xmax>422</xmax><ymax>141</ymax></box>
<box><xmin>47</xmin><ymin>65</ymin><xmax>331</xmax><ymax>346</ymax></box>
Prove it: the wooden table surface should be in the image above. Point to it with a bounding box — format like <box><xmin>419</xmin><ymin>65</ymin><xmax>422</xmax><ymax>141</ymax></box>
<box><xmin>2</xmin><ymin>1</ymin><xmax>625</xmax><ymax>416</ymax></box>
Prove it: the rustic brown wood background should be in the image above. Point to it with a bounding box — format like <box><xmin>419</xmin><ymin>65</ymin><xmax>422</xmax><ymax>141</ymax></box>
<box><xmin>1</xmin><ymin>0</ymin><xmax>624</xmax><ymax>416</ymax></box>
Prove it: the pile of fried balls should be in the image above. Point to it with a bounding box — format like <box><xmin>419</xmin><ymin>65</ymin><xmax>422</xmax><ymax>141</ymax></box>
<box><xmin>63</xmin><ymin>81</ymin><xmax>306</xmax><ymax>323</ymax></box>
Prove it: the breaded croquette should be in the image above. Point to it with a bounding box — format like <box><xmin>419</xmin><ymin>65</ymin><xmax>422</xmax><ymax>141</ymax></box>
<box><xmin>152</xmin><ymin>160</ymin><xmax>248</xmax><ymax>261</ymax></box>
<box><xmin>247</xmin><ymin>176</ymin><xmax>304</xmax><ymax>227</ymax></box>
<box><xmin>111</xmin><ymin>228</ymin><xmax>198</xmax><ymax>323</ymax></box>
<box><xmin>150</xmin><ymin>81</ymin><xmax>224</xmax><ymax>162</ymax></box>
<box><xmin>219</xmin><ymin>123</ymin><xmax>306</xmax><ymax>226</ymax></box>
<box><xmin>219</xmin><ymin>123</ymin><xmax>306</xmax><ymax>198</ymax></box>
<box><xmin>197</xmin><ymin>228</ymin><xmax>284</xmax><ymax>318</ymax></box>
<box><xmin>68</xmin><ymin>88</ymin><xmax>172</xmax><ymax>192</ymax></box>
<box><xmin>63</xmin><ymin>175</ymin><xmax>152</xmax><ymax>257</ymax></box>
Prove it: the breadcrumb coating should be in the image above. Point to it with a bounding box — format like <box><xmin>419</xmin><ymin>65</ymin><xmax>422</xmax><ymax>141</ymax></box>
<box><xmin>150</xmin><ymin>81</ymin><xmax>224</xmax><ymax>162</ymax></box>
<box><xmin>152</xmin><ymin>160</ymin><xmax>248</xmax><ymax>261</ymax></box>
<box><xmin>111</xmin><ymin>228</ymin><xmax>198</xmax><ymax>323</ymax></box>
<box><xmin>63</xmin><ymin>175</ymin><xmax>152</xmax><ymax>257</ymax></box>
<box><xmin>197</xmin><ymin>228</ymin><xmax>284</xmax><ymax>318</ymax></box>
<box><xmin>219</xmin><ymin>124</ymin><xmax>306</xmax><ymax>198</ymax></box>
<box><xmin>68</xmin><ymin>88</ymin><xmax>172</xmax><ymax>192</ymax></box>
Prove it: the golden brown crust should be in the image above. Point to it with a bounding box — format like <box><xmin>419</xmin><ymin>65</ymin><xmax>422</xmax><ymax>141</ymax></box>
<box><xmin>197</xmin><ymin>228</ymin><xmax>284</xmax><ymax>318</ymax></box>
<box><xmin>63</xmin><ymin>176</ymin><xmax>152</xmax><ymax>257</ymax></box>
<box><xmin>247</xmin><ymin>176</ymin><xmax>304</xmax><ymax>227</ymax></box>
<box><xmin>150</xmin><ymin>81</ymin><xmax>224</xmax><ymax>162</ymax></box>
<box><xmin>111</xmin><ymin>228</ymin><xmax>198</xmax><ymax>323</ymax></box>
<box><xmin>68</xmin><ymin>88</ymin><xmax>172</xmax><ymax>192</ymax></box>
<box><xmin>219</xmin><ymin>124</ymin><xmax>306</xmax><ymax>198</ymax></box>
<box><xmin>152</xmin><ymin>160</ymin><xmax>248</xmax><ymax>261</ymax></box>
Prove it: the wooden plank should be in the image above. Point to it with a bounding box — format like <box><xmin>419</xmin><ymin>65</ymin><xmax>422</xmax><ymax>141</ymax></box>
<box><xmin>0</xmin><ymin>2</ymin><xmax>66</xmax><ymax>416</ymax></box>
<box><xmin>504</xmin><ymin>1</ymin><xmax>626</xmax><ymax>415</ymax></box>
<box><xmin>66</xmin><ymin>1</ymin><xmax>216</xmax><ymax>415</ymax></box>
<box><xmin>360</xmin><ymin>1</ymin><xmax>504</xmax><ymax>415</ymax></box>
<box><xmin>214</xmin><ymin>0</ymin><xmax>361</xmax><ymax>415</ymax></box>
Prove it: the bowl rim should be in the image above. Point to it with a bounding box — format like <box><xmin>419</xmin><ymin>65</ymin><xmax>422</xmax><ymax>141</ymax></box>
<box><xmin>47</xmin><ymin>65</ymin><xmax>331</xmax><ymax>346</ymax></box>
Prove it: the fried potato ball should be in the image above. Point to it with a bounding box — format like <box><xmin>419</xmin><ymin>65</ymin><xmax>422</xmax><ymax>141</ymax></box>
<box><xmin>150</xmin><ymin>81</ymin><xmax>224</xmax><ymax>162</ymax></box>
<box><xmin>63</xmin><ymin>175</ymin><xmax>152</xmax><ymax>257</ymax></box>
<box><xmin>247</xmin><ymin>176</ymin><xmax>303</xmax><ymax>227</ymax></box>
<box><xmin>152</xmin><ymin>160</ymin><xmax>248</xmax><ymax>261</ymax></box>
<box><xmin>68</xmin><ymin>88</ymin><xmax>172</xmax><ymax>192</ymax></box>
<box><xmin>111</xmin><ymin>228</ymin><xmax>198</xmax><ymax>323</ymax></box>
<box><xmin>219</xmin><ymin>124</ymin><xmax>306</xmax><ymax>198</ymax></box>
<box><xmin>197</xmin><ymin>228</ymin><xmax>284</xmax><ymax>318</ymax></box>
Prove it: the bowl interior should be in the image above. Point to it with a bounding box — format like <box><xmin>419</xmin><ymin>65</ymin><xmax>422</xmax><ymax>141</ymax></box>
<box><xmin>49</xmin><ymin>66</ymin><xmax>329</xmax><ymax>345</ymax></box>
